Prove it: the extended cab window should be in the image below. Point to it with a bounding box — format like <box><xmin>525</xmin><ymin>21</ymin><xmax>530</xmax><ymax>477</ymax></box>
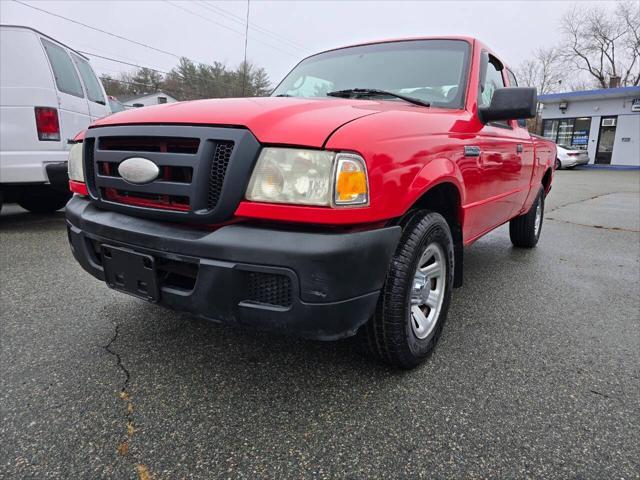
<box><xmin>272</xmin><ymin>40</ymin><xmax>471</xmax><ymax>109</ymax></box>
<box><xmin>72</xmin><ymin>54</ymin><xmax>105</xmax><ymax>105</ymax></box>
<box><xmin>41</xmin><ymin>38</ymin><xmax>84</xmax><ymax>98</ymax></box>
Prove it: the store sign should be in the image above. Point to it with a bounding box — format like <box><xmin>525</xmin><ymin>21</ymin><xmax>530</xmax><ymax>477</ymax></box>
<box><xmin>632</xmin><ymin>99</ymin><xmax>640</xmax><ymax>112</ymax></box>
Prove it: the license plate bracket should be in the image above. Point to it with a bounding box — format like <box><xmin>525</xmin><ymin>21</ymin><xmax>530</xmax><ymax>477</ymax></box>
<box><xmin>101</xmin><ymin>245</ymin><xmax>159</xmax><ymax>301</ymax></box>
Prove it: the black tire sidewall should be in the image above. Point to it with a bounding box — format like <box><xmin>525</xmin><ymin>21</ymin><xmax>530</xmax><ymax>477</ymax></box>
<box><xmin>403</xmin><ymin>217</ymin><xmax>454</xmax><ymax>359</ymax></box>
<box><xmin>18</xmin><ymin>186</ymin><xmax>71</xmax><ymax>213</ymax></box>
<box><xmin>534</xmin><ymin>189</ymin><xmax>545</xmax><ymax>242</ymax></box>
<box><xmin>375</xmin><ymin>211</ymin><xmax>455</xmax><ymax>367</ymax></box>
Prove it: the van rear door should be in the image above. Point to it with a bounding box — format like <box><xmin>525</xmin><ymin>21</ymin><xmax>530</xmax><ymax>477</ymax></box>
<box><xmin>71</xmin><ymin>53</ymin><xmax>111</xmax><ymax>120</ymax></box>
<box><xmin>40</xmin><ymin>37</ymin><xmax>90</xmax><ymax>144</ymax></box>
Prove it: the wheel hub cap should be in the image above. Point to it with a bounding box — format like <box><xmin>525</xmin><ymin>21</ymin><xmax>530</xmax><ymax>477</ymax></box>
<box><xmin>410</xmin><ymin>243</ymin><xmax>446</xmax><ymax>339</ymax></box>
<box><xmin>534</xmin><ymin>202</ymin><xmax>542</xmax><ymax>236</ymax></box>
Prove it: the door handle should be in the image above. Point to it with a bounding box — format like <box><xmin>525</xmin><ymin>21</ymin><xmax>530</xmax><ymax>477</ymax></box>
<box><xmin>516</xmin><ymin>144</ymin><xmax>523</xmax><ymax>153</ymax></box>
<box><xmin>464</xmin><ymin>145</ymin><xmax>481</xmax><ymax>157</ymax></box>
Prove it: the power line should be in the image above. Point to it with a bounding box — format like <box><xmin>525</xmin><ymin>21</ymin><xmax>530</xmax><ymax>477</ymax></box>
<box><xmin>164</xmin><ymin>0</ymin><xmax>246</xmax><ymax>38</ymax></box>
<box><xmin>12</xmin><ymin>0</ymin><xmax>267</xmax><ymax>96</ymax></box>
<box><xmin>78</xmin><ymin>51</ymin><xmax>170</xmax><ymax>74</ymax></box>
<box><xmin>198</xmin><ymin>0</ymin><xmax>308</xmax><ymax>53</ymax></box>
<box><xmin>12</xmin><ymin>0</ymin><xmax>214</xmax><ymax>66</ymax></box>
<box><xmin>163</xmin><ymin>0</ymin><xmax>300</xmax><ymax>58</ymax></box>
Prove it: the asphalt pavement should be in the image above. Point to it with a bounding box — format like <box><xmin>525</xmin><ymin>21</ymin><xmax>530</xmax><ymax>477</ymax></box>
<box><xmin>1</xmin><ymin>169</ymin><xmax>639</xmax><ymax>479</ymax></box>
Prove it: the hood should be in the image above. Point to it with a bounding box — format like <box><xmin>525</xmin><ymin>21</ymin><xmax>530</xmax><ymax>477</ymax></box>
<box><xmin>92</xmin><ymin>97</ymin><xmax>393</xmax><ymax>147</ymax></box>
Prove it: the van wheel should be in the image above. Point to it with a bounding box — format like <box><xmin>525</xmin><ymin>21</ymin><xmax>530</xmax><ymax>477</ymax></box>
<box><xmin>510</xmin><ymin>188</ymin><xmax>544</xmax><ymax>248</ymax></box>
<box><xmin>359</xmin><ymin>210</ymin><xmax>454</xmax><ymax>369</ymax></box>
<box><xmin>17</xmin><ymin>186</ymin><xmax>71</xmax><ymax>213</ymax></box>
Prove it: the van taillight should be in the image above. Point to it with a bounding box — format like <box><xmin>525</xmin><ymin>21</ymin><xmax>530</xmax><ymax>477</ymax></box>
<box><xmin>34</xmin><ymin>107</ymin><xmax>60</xmax><ymax>141</ymax></box>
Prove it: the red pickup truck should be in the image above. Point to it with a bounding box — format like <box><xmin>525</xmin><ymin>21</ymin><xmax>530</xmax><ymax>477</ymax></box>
<box><xmin>66</xmin><ymin>37</ymin><xmax>555</xmax><ymax>368</ymax></box>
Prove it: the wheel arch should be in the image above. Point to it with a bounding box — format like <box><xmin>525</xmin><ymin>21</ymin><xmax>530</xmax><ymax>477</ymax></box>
<box><xmin>397</xmin><ymin>181</ymin><xmax>464</xmax><ymax>288</ymax></box>
<box><xmin>542</xmin><ymin>167</ymin><xmax>553</xmax><ymax>194</ymax></box>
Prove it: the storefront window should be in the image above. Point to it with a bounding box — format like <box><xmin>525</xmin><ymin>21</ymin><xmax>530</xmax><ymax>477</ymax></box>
<box><xmin>557</xmin><ymin>119</ymin><xmax>574</xmax><ymax>147</ymax></box>
<box><xmin>541</xmin><ymin>117</ymin><xmax>591</xmax><ymax>150</ymax></box>
<box><xmin>542</xmin><ymin>119</ymin><xmax>559</xmax><ymax>142</ymax></box>
<box><xmin>571</xmin><ymin>118</ymin><xmax>590</xmax><ymax>149</ymax></box>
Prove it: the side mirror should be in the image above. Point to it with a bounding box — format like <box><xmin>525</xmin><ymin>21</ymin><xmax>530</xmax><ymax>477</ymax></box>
<box><xmin>478</xmin><ymin>87</ymin><xmax>537</xmax><ymax>124</ymax></box>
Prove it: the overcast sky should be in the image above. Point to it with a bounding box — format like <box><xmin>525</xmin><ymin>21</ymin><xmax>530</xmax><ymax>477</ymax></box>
<box><xmin>1</xmin><ymin>0</ymin><xmax>618</xmax><ymax>84</ymax></box>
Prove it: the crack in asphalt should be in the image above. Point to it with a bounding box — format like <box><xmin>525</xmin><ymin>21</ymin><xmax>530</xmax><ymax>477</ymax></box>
<box><xmin>546</xmin><ymin>217</ymin><xmax>640</xmax><ymax>233</ymax></box>
<box><xmin>104</xmin><ymin>324</ymin><xmax>130</xmax><ymax>391</ymax></box>
<box><xmin>546</xmin><ymin>190</ymin><xmax>639</xmax><ymax>232</ymax></box>
<box><xmin>547</xmin><ymin>191</ymin><xmax>637</xmax><ymax>213</ymax></box>
<box><xmin>103</xmin><ymin>322</ymin><xmax>154</xmax><ymax>479</ymax></box>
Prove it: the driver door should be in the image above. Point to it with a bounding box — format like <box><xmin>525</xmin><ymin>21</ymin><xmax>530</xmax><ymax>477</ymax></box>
<box><xmin>465</xmin><ymin>54</ymin><xmax>527</xmax><ymax>238</ymax></box>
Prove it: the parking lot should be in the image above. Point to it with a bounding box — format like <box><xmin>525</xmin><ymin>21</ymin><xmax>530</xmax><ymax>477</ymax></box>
<box><xmin>1</xmin><ymin>169</ymin><xmax>639</xmax><ymax>479</ymax></box>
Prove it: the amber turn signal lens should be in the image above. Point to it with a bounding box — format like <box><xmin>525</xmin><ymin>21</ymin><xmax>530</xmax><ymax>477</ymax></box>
<box><xmin>334</xmin><ymin>155</ymin><xmax>368</xmax><ymax>205</ymax></box>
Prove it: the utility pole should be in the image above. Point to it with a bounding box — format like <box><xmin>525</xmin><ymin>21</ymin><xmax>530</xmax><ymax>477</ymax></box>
<box><xmin>241</xmin><ymin>0</ymin><xmax>250</xmax><ymax>96</ymax></box>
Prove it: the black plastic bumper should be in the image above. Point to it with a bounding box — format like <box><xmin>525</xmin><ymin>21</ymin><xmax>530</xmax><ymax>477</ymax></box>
<box><xmin>66</xmin><ymin>197</ymin><xmax>401</xmax><ymax>340</ymax></box>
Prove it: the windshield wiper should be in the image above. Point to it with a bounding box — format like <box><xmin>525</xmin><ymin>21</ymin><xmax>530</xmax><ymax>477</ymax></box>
<box><xmin>326</xmin><ymin>88</ymin><xmax>430</xmax><ymax>107</ymax></box>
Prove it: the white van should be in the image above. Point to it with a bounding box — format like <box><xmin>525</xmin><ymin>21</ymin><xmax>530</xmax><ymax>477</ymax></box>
<box><xmin>0</xmin><ymin>25</ymin><xmax>111</xmax><ymax>213</ymax></box>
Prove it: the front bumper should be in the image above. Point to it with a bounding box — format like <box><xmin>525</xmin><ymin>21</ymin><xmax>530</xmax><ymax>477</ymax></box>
<box><xmin>561</xmin><ymin>156</ymin><xmax>590</xmax><ymax>168</ymax></box>
<box><xmin>0</xmin><ymin>150</ymin><xmax>68</xmax><ymax>184</ymax></box>
<box><xmin>66</xmin><ymin>197</ymin><xmax>401</xmax><ymax>340</ymax></box>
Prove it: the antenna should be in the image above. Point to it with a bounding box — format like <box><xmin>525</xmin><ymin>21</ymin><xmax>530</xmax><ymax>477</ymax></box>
<box><xmin>241</xmin><ymin>0</ymin><xmax>250</xmax><ymax>96</ymax></box>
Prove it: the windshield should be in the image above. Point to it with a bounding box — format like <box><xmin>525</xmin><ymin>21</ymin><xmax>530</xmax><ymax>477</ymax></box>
<box><xmin>272</xmin><ymin>39</ymin><xmax>471</xmax><ymax>109</ymax></box>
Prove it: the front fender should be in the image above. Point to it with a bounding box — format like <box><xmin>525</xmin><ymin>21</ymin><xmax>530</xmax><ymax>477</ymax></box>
<box><xmin>404</xmin><ymin>157</ymin><xmax>466</xmax><ymax>211</ymax></box>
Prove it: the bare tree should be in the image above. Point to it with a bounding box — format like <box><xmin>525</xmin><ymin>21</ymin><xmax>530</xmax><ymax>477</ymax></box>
<box><xmin>617</xmin><ymin>0</ymin><xmax>640</xmax><ymax>86</ymax></box>
<box><xmin>561</xmin><ymin>0</ymin><xmax>640</xmax><ymax>88</ymax></box>
<box><xmin>516</xmin><ymin>46</ymin><xmax>564</xmax><ymax>94</ymax></box>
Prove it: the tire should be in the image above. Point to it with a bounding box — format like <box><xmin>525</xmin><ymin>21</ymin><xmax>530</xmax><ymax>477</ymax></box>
<box><xmin>17</xmin><ymin>185</ymin><xmax>71</xmax><ymax>213</ymax></box>
<box><xmin>554</xmin><ymin>158</ymin><xmax>561</xmax><ymax>170</ymax></box>
<box><xmin>359</xmin><ymin>210</ymin><xmax>454</xmax><ymax>369</ymax></box>
<box><xmin>509</xmin><ymin>188</ymin><xmax>544</xmax><ymax>248</ymax></box>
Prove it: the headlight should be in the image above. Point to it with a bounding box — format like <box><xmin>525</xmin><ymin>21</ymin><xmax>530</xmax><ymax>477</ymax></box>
<box><xmin>68</xmin><ymin>142</ymin><xmax>84</xmax><ymax>182</ymax></box>
<box><xmin>246</xmin><ymin>148</ymin><xmax>335</xmax><ymax>206</ymax></box>
<box><xmin>245</xmin><ymin>148</ymin><xmax>369</xmax><ymax>207</ymax></box>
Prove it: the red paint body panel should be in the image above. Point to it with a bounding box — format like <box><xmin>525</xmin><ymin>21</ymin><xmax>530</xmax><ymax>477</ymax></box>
<box><xmin>85</xmin><ymin>36</ymin><xmax>555</xmax><ymax>244</ymax></box>
<box><xmin>91</xmin><ymin>96</ymin><xmax>390</xmax><ymax>148</ymax></box>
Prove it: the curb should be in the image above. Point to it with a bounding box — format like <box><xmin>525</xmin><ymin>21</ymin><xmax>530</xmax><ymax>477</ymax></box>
<box><xmin>575</xmin><ymin>165</ymin><xmax>640</xmax><ymax>171</ymax></box>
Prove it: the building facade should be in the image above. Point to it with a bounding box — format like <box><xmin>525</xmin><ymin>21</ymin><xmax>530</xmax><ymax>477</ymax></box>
<box><xmin>538</xmin><ymin>86</ymin><xmax>640</xmax><ymax>166</ymax></box>
<box><xmin>120</xmin><ymin>91</ymin><xmax>177</xmax><ymax>109</ymax></box>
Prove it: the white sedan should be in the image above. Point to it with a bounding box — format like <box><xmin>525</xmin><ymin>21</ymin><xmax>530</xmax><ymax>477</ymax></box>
<box><xmin>555</xmin><ymin>145</ymin><xmax>590</xmax><ymax>170</ymax></box>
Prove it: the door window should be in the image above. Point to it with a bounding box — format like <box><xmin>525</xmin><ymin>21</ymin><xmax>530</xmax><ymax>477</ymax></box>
<box><xmin>41</xmin><ymin>38</ymin><xmax>84</xmax><ymax>98</ymax></box>
<box><xmin>72</xmin><ymin>54</ymin><xmax>105</xmax><ymax>104</ymax></box>
<box><xmin>595</xmin><ymin>116</ymin><xmax>617</xmax><ymax>164</ymax></box>
<box><xmin>506</xmin><ymin>69</ymin><xmax>527</xmax><ymax>128</ymax></box>
<box><xmin>479</xmin><ymin>54</ymin><xmax>510</xmax><ymax>128</ymax></box>
<box><xmin>478</xmin><ymin>56</ymin><xmax>505</xmax><ymax>108</ymax></box>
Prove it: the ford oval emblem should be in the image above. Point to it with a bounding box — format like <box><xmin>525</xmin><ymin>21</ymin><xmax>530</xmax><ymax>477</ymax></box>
<box><xmin>118</xmin><ymin>157</ymin><xmax>160</xmax><ymax>184</ymax></box>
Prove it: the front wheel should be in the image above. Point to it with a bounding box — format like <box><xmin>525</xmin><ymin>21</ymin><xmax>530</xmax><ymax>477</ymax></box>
<box><xmin>509</xmin><ymin>188</ymin><xmax>544</xmax><ymax>248</ymax></box>
<box><xmin>359</xmin><ymin>210</ymin><xmax>454</xmax><ymax>369</ymax></box>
